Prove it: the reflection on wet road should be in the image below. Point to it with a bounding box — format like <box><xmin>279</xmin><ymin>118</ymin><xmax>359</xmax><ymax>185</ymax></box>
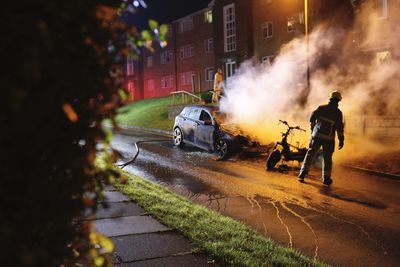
<box><xmin>112</xmin><ymin>130</ymin><xmax>400</xmax><ymax>266</ymax></box>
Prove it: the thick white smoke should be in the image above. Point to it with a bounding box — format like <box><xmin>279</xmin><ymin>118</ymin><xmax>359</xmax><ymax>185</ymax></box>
<box><xmin>220</xmin><ymin>2</ymin><xmax>400</xmax><ymax>159</ymax></box>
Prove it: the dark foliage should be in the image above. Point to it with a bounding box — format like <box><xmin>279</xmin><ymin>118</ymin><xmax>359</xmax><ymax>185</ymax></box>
<box><xmin>0</xmin><ymin>1</ymin><xmax>154</xmax><ymax>266</ymax></box>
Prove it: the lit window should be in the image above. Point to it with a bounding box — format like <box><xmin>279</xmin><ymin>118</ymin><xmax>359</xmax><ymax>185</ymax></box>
<box><xmin>223</xmin><ymin>4</ymin><xmax>236</xmax><ymax>52</ymax></box>
<box><xmin>179</xmin><ymin>17</ymin><xmax>193</xmax><ymax>33</ymax></box>
<box><xmin>127</xmin><ymin>81</ymin><xmax>134</xmax><ymax>100</ymax></box>
<box><xmin>180</xmin><ymin>71</ymin><xmax>195</xmax><ymax>86</ymax></box>
<box><xmin>261</xmin><ymin>21</ymin><xmax>273</xmax><ymax>39</ymax></box>
<box><xmin>146</xmin><ymin>56</ymin><xmax>153</xmax><ymax>68</ymax></box>
<box><xmin>127</xmin><ymin>81</ymin><xmax>134</xmax><ymax>92</ymax></box>
<box><xmin>179</xmin><ymin>44</ymin><xmax>195</xmax><ymax>59</ymax></box>
<box><xmin>205</xmin><ymin>67</ymin><xmax>214</xmax><ymax>81</ymax></box>
<box><xmin>126</xmin><ymin>57</ymin><xmax>134</xmax><ymax>75</ymax></box>
<box><xmin>161</xmin><ymin>50</ymin><xmax>173</xmax><ymax>64</ymax></box>
<box><xmin>161</xmin><ymin>75</ymin><xmax>174</xmax><ymax>89</ymax></box>
<box><xmin>147</xmin><ymin>79</ymin><xmax>154</xmax><ymax>91</ymax></box>
<box><xmin>375</xmin><ymin>0</ymin><xmax>388</xmax><ymax>19</ymax></box>
<box><xmin>204</xmin><ymin>10</ymin><xmax>213</xmax><ymax>23</ymax></box>
<box><xmin>204</xmin><ymin>38</ymin><xmax>213</xmax><ymax>53</ymax></box>
<box><xmin>376</xmin><ymin>51</ymin><xmax>390</xmax><ymax>65</ymax></box>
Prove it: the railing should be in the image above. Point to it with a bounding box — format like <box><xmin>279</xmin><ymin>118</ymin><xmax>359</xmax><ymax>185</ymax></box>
<box><xmin>170</xmin><ymin>90</ymin><xmax>204</xmax><ymax>106</ymax></box>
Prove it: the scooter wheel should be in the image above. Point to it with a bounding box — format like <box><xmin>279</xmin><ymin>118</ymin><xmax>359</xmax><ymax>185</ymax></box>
<box><xmin>266</xmin><ymin>150</ymin><xmax>281</xmax><ymax>171</ymax></box>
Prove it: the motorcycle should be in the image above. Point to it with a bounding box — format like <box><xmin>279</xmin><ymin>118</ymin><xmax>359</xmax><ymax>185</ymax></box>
<box><xmin>266</xmin><ymin>120</ymin><xmax>308</xmax><ymax>171</ymax></box>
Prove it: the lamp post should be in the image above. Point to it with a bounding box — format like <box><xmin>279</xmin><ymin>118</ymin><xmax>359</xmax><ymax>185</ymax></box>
<box><xmin>304</xmin><ymin>0</ymin><xmax>310</xmax><ymax>97</ymax></box>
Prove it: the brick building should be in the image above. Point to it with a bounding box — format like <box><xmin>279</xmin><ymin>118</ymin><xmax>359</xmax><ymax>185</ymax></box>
<box><xmin>123</xmin><ymin>55</ymin><xmax>143</xmax><ymax>101</ymax></box>
<box><xmin>137</xmin><ymin>5</ymin><xmax>215</xmax><ymax>99</ymax></box>
<box><xmin>211</xmin><ymin>0</ymin><xmax>254</xmax><ymax>82</ymax></box>
<box><xmin>252</xmin><ymin>0</ymin><xmax>304</xmax><ymax>64</ymax></box>
<box><xmin>123</xmin><ymin>0</ymin><xmax>397</xmax><ymax>102</ymax></box>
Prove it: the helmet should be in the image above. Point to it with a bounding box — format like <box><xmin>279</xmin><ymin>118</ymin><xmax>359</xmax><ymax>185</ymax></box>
<box><xmin>329</xmin><ymin>90</ymin><xmax>342</xmax><ymax>101</ymax></box>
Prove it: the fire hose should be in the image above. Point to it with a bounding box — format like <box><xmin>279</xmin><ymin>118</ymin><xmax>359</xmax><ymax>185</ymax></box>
<box><xmin>117</xmin><ymin>139</ymin><xmax>171</xmax><ymax>169</ymax></box>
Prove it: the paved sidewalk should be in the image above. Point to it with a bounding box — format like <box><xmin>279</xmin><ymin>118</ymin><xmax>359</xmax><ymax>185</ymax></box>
<box><xmin>89</xmin><ymin>185</ymin><xmax>218</xmax><ymax>266</ymax></box>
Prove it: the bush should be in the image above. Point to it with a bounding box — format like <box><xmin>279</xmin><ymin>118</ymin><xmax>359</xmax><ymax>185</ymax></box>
<box><xmin>200</xmin><ymin>91</ymin><xmax>213</xmax><ymax>104</ymax></box>
<box><xmin>0</xmin><ymin>1</ymin><xmax>164</xmax><ymax>266</ymax></box>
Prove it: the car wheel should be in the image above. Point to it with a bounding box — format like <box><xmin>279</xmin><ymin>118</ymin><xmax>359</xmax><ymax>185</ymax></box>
<box><xmin>173</xmin><ymin>128</ymin><xmax>184</xmax><ymax>147</ymax></box>
<box><xmin>266</xmin><ymin>150</ymin><xmax>281</xmax><ymax>171</ymax></box>
<box><xmin>216</xmin><ymin>139</ymin><xmax>229</xmax><ymax>160</ymax></box>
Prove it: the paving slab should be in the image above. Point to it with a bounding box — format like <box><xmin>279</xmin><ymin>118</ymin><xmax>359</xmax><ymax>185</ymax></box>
<box><xmin>114</xmin><ymin>253</ymin><xmax>218</xmax><ymax>267</ymax></box>
<box><xmin>102</xmin><ymin>191</ymin><xmax>130</xmax><ymax>203</ymax></box>
<box><xmin>84</xmin><ymin>202</ymin><xmax>146</xmax><ymax>220</ymax></box>
<box><xmin>103</xmin><ymin>184</ymin><xmax>119</xmax><ymax>191</ymax></box>
<box><xmin>94</xmin><ymin>216</ymin><xmax>170</xmax><ymax>237</ymax></box>
<box><xmin>111</xmin><ymin>232</ymin><xmax>192</xmax><ymax>263</ymax></box>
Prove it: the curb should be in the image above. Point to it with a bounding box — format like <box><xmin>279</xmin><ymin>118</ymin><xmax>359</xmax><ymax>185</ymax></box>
<box><xmin>343</xmin><ymin>165</ymin><xmax>400</xmax><ymax>181</ymax></box>
<box><xmin>104</xmin><ymin>124</ymin><xmax>173</xmax><ymax>137</ymax></box>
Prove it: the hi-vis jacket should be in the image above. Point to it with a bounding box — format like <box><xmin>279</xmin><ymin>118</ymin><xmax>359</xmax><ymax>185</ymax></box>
<box><xmin>310</xmin><ymin>102</ymin><xmax>344</xmax><ymax>142</ymax></box>
<box><xmin>213</xmin><ymin>72</ymin><xmax>223</xmax><ymax>92</ymax></box>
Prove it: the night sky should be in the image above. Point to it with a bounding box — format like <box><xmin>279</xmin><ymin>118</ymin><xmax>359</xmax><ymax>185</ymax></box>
<box><xmin>124</xmin><ymin>0</ymin><xmax>212</xmax><ymax>29</ymax></box>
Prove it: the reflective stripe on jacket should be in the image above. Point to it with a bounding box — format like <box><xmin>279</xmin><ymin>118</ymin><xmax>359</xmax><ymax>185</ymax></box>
<box><xmin>310</xmin><ymin>102</ymin><xmax>344</xmax><ymax>142</ymax></box>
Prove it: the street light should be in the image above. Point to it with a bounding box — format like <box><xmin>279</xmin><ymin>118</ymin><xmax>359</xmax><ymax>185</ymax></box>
<box><xmin>304</xmin><ymin>0</ymin><xmax>310</xmax><ymax>100</ymax></box>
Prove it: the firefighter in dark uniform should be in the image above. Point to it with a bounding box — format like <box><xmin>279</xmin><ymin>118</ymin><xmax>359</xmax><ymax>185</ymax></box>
<box><xmin>298</xmin><ymin>91</ymin><xmax>344</xmax><ymax>186</ymax></box>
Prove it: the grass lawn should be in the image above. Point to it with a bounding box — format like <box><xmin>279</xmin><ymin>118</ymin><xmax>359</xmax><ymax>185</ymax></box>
<box><xmin>116</xmin><ymin>96</ymin><xmax>174</xmax><ymax>131</ymax></box>
<box><xmin>113</xmin><ymin>171</ymin><xmax>327</xmax><ymax>267</ymax></box>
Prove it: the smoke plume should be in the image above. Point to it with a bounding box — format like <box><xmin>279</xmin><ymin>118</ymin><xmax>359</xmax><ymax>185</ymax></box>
<box><xmin>220</xmin><ymin>2</ymin><xmax>400</xmax><ymax>161</ymax></box>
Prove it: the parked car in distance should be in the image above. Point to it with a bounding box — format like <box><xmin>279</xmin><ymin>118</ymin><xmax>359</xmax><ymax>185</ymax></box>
<box><xmin>172</xmin><ymin>105</ymin><xmax>264</xmax><ymax>159</ymax></box>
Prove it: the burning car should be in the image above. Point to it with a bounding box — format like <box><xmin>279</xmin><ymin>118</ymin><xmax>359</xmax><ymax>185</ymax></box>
<box><xmin>172</xmin><ymin>105</ymin><xmax>266</xmax><ymax>159</ymax></box>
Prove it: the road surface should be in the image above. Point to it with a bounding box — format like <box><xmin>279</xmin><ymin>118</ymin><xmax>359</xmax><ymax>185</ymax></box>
<box><xmin>111</xmin><ymin>129</ymin><xmax>400</xmax><ymax>266</ymax></box>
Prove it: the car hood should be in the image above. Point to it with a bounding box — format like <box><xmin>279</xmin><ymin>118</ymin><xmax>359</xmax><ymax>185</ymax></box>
<box><xmin>219</xmin><ymin>123</ymin><xmax>257</xmax><ymax>141</ymax></box>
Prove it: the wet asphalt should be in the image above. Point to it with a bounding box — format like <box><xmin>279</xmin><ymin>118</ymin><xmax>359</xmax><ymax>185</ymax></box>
<box><xmin>111</xmin><ymin>129</ymin><xmax>400</xmax><ymax>267</ymax></box>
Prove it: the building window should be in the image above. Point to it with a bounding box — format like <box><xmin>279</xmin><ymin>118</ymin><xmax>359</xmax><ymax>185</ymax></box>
<box><xmin>127</xmin><ymin>81</ymin><xmax>134</xmax><ymax>100</ymax></box>
<box><xmin>179</xmin><ymin>16</ymin><xmax>193</xmax><ymax>33</ymax></box>
<box><xmin>161</xmin><ymin>75</ymin><xmax>174</xmax><ymax>89</ymax></box>
<box><xmin>376</xmin><ymin>51</ymin><xmax>390</xmax><ymax>65</ymax></box>
<box><xmin>287</xmin><ymin>16</ymin><xmax>295</xmax><ymax>32</ymax></box>
<box><xmin>262</xmin><ymin>55</ymin><xmax>275</xmax><ymax>65</ymax></box>
<box><xmin>287</xmin><ymin>13</ymin><xmax>305</xmax><ymax>33</ymax></box>
<box><xmin>180</xmin><ymin>71</ymin><xmax>195</xmax><ymax>86</ymax></box>
<box><xmin>126</xmin><ymin>57</ymin><xmax>134</xmax><ymax>75</ymax></box>
<box><xmin>127</xmin><ymin>81</ymin><xmax>134</xmax><ymax>93</ymax></box>
<box><xmin>161</xmin><ymin>50</ymin><xmax>173</xmax><ymax>64</ymax></box>
<box><xmin>204</xmin><ymin>38</ymin><xmax>213</xmax><ymax>53</ymax></box>
<box><xmin>223</xmin><ymin>3</ymin><xmax>236</xmax><ymax>52</ymax></box>
<box><xmin>165</xmin><ymin>24</ymin><xmax>173</xmax><ymax>39</ymax></box>
<box><xmin>179</xmin><ymin>44</ymin><xmax>195</xmax><ymax>59</ymax></box>
<box><xmin>261</xmin><ymin>21</ymin><xmax>273</xmax><ymax>39</ymax></box>
<box><xmin>375</xmin><ymin>0</ymin><xmax>388</xmax><ymax>19</ymax></box>
<box><xmin>205</xmin><ymin>67</ymin><xmax>214</xmax><ymax>81</ymax></box>
<box><xmin>260</xmin><ymin>0</ymin><xmax>272</xmax><ymax>6</ymax></box>
<box><xmin>226</xmin><ymin>60</ymin><xmax>236</xmax><ymax>79</ymax></box>
<box><xmin>147</xmin><ymin>79</ymin><xmax>155</xmax><ymax>91</ymax></box>
<box><xmin>204</xmin><ymin>10</ymin><xmax>213</xmax><ymax>23</ymax></box>
<box><xmin>146</xmin><ymin>56</ymin><xmax>153</xmax><ymax>68</ymax></box>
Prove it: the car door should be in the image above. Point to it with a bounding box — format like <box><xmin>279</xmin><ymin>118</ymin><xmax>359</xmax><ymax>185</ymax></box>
<box><xmin>183</xmin><ymin>108</ymin><xmax>200</xmax><ymax>144</ymax></box>
<box><xmin>195</xmin><ymin>109</ymin><xmax>216</xmax><ymax>151</ymax></box>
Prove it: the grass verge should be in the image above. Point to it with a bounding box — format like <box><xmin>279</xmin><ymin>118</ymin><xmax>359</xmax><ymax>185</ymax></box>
<box><xmin>116</xmin><ymin>92</ymin><xmax>213</xmax><ymax>131</ymax></box>
<box><xmin>116</xmin><ymin>96</ymin><xmax>174</xmax><ymax>131</ymax></box>
<box><xmin>113</xmin><ymin>171</ymin><xmax>327</xmax><ymax>267</ymax></box>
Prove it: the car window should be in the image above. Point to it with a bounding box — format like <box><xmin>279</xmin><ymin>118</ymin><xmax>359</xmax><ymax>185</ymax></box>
<box><xmin>188</xmin><ymin>108</ymin><xmax>200</xmax><ymax>120</ymax></box>
<box><xmin>199</xmin><ymin>110</ymin><xmax>212</xmax><ymax>122</ymax></box>
<box><xmin>180</xmin><ymin>107</ymin><xmax>190</xmax><ymax>117</ymax></box>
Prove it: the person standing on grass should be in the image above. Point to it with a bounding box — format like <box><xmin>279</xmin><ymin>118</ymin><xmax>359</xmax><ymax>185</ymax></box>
<box><xmin>212</xmin><ymin>68</ymin><xmax>223</xmax><ymax>103</ymax></box>
<box><xmin>298</xmin><ymin>90</ymin><xmax>345</xmax><ymax>186</ymax></box>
